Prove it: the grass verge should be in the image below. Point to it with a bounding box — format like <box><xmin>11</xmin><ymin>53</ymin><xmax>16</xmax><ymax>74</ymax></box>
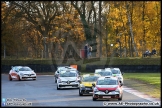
<box><xmin>123</xmin><ymin>73</ymin><xmax>161</xmax><ymax>100</ymax></box>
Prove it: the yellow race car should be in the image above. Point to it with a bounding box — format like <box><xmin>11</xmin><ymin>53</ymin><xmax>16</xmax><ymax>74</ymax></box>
<box><xmin>79</xmin><ymin>74</ymin><xmax>101</xmax><ymax>96</ymax></box>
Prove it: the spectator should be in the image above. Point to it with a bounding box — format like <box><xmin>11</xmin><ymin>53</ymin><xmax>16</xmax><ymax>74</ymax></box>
<box><xmin>88</xmin><ymin>45</ymin><xmax>92</xmax><ymax>58</ymax></box>
<box><xmin>151</xmin><ymin>48</ymin><xmax>157</xmax><ymax>55</ymax></box>
<box><xmin>143</xmin><ymin>49</ymin><xmax>150</xmax><ymax>57</ymax></box>
<box><xmin>84</xmin><ymin>43</ymin><xmax>88</xmax><ymax>58</ymax></box>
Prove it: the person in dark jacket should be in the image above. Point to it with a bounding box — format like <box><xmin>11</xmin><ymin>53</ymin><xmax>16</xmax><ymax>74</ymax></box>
<box><xmin>151</xmin><ymin>48</ymin><xmax>157</xmax><ymax>55</ymax></box>
<box><xmin>84</xmin><ymin>43</ymin><xmax>88</xmax><ymax>58</ymax></box>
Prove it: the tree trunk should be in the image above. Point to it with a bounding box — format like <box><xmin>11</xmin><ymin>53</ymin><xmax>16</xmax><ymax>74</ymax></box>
<box><xmin>99</xmin><ymin>1</ymin><xmax>102</xmax><ymax>58</ymax></box>
<box><xmin>142</xmin><ymin>1</ymin><xmax>145</xmax><ymax>58</ymax></box>
<box><xmin>106</xmin><ymin>24</ymin><xmax>108</xmax><ymax>57</ymax></box>
<box><xmin>126</xmin><ymin>2</ymin><xmax>138</xmax><ymax>57</ymax></box>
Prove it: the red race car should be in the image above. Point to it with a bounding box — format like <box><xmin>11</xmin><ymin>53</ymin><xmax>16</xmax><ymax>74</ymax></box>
<box><xmin>92</xmin><ymin>76</ymin><xmax>123</xmax><ymax>101</ymax></box>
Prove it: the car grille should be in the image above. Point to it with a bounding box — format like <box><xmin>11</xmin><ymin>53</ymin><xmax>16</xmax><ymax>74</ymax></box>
<box><xmin>62</xmin><ymin>81</ymin><xmax>75</xmax><ymax>83</ymax></box>
<box><xmin>99</xmin><ymin>90</ymin><xmax>114</xmax><ymax>94</ymax></box>
<box><xmin>24</xmin><ymin>74</ymin><xmax>35</xmax><ymax>76</ymax></box>
<box><xmin>85</xmin><ymin>87</ymin><xmax>92</xmax><ymax>89</ymax></box>
<box><xmin>22</xmin><ymin>76</ymin><xmax>36</xmax><ymax>78</ymax></box>
<box><xmin>59</xmin><ymin>84</ymin><xmax>78</xmax><ymax>87</ymax></box>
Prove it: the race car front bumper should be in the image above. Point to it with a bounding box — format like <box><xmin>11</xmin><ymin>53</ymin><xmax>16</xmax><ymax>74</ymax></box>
<box><xmin>21</xmin><ymin>75</ymin><xmax>36</xmax><ymax>79</ymax></box>
<box><xmin>93</xmin><ymin>91</ymin><xmax>121</xmax><ymax>99</ymax></box>
<box><xmin>80</xmin><ymin>87</ymin><xmax>93</xmax><ymax>94</ymax></box>
<box><xmin>58</xmin><ymin>82</ymin><xmax>80</xmax><ymax>88</ymax></box>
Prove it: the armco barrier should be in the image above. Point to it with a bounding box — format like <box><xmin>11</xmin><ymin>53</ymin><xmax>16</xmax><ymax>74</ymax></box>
<box><xmin>1</xmin><ymin>65</ymin><xmax>160</xmax><ymax>73</ymax></box>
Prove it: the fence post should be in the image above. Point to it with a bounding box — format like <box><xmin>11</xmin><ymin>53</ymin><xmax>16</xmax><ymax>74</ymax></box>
<box><xmin>4</xmin><ymin>44</ymin><xmax>6</xmax><ymax>59</ymax></box>
<box><xmin>42</xmin><ymin>50</ymin><xmax>43</xmax><ymax>59</ymax></box>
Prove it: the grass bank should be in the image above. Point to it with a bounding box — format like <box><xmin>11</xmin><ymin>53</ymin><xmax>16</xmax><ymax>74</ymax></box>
<box><xmin>123</xmin><ymin>73</ymin><xmax>161</xmax><ymax>99</ymax></box>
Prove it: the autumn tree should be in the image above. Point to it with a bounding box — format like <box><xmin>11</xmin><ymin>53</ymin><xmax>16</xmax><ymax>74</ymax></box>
<box><xmin>71</xmin><ymin>1</ymin><xmax>102</xmax><ymax>57</ymax></box>
<box><xmin>102</xmin><ymin>1</ymin><xmax>161</xmax><ymax>57</ymax></box>
<box><xmin>9</xmin><ymin>1</ymin><xmax>86</xmax><ymax>58</ymax></box>
<box><xmin>1</xmin><ymin>1</ymin><xmax>26</xmax><ymax>57</ymax></box>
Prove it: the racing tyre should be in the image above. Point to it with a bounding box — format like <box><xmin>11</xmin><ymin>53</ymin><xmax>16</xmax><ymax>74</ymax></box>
<box><xmin>17</xmin><ymin>75</ymin><xmax>21</xmax><ymax>81</ymax></box>
<box><xmin>33</xmin><ymin>79</ymin><xmax>36</xmax><ymax>80</ymax></box>
<box><xmin>118</xmin><ymin>94</ymin><xmax>122</xmax><ymax>101</ymax></box>
<box><xmin>92</xmin><ymin>97</ymin><xmax>97</xmax><ymax>101</ymax></box>
<box><xmin>79</xmin><ymin>88</ymin><xmax>83</xmax><ymax>96</ymax></box>
<box><xmin>9</xmin><ymin>74</ymin><xmax>12</xmax><ymax>81</ymax></box>
<box><xmin>55</xmin><ymin>78</ymin><xmax>57</xmax><ymax>83</ymax></box>
<box><xmin>57</xmin><ymin>85</ymin><xmax>60</xmax><ymax>90</ymax></box>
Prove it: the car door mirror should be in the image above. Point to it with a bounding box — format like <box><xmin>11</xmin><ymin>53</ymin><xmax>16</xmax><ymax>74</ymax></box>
<box><xmin>120</xmin><ymin>83</ymin><xmax>123</xmax><ymax>87</ymax></box>
<box><xmin>92</xmin><ymin>83</ymin><xmax>95</xmax><ymax>87</ymax></box>
<box><xmin>78</xmin><ymin>80</ymin><xmax>81</xmax><ymax>83</ymax></box>
<box><xmin>78</xmin><ymin>72</ymin><xmax>81</xmax><ymax>75</ymax></box>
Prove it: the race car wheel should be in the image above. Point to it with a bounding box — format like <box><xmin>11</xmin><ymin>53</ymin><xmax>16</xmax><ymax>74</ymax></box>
<box><xmin>79</xmin><ymin>88</ymin><xmax>83</xmax><ymax>96</ymax></box>
<box><xmin>118</xmin><ymin>94</ymin><xmax>123</xmax><ymax>101</ymax></box>
<box><xmin>9</xmin><ymin>74</ymin><xmax>12</xmax><ymax>81</ymax></box>
<box><xmin>17</xmin><ymin>75</ymin><xmax>21</xmax><ymax>81</ymax></box>
<box><xmin>57</xmin><ymin>85</ymin><xmax>60</xmax><ymax>90</ymax></box>
<box><xmin>55</xmin><ymin>78</ymin><xmax>57</xmax><ymax>83</ymax></box>
<box><xmin>33</xmin><ymin>79</ymin><xmax>36</xmax><ymax>80</ymax></box>
<box><xmin>92</xmin><ymin>97</ymin><xmax>97</xmax><ymax>101</ymax></box>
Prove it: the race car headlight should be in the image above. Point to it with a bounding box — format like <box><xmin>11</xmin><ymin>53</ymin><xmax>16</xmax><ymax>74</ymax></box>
<box><xmin>32</xmin><ymin>72</ymin><xmax>36</xmax><ymax>75</ymax></box>
<box><xmin>75</xmin><ymin>80</ymin><xmax>79</xmax><ymax>83</ymax></box>
<box><xmin>115</xmin><ymin>87</ymin><xmax>120</xmax><ymax>92</ymax></box>
<box><xmin>93</xmin><ymin>87</ymin><xmax>99</xmax><ymax>92</ymax></box>
<box><xmin>80</xmin><ymin>84</ymin><xmax>85</xmax><ymax>87</ymax></box>
<box><xmin>58</xmin><ymin>79</ymin><xmax>62</xmax><ymax>83</ymax></box>
<box><xmin>118</xmin><ymin>77</ymin><xmax>122</xmax><ymax>80</ymax></box>
<box><xmin>20</xmin><ymin>73</ymin><xmax>24</xmax><ymax>76</ymax></box>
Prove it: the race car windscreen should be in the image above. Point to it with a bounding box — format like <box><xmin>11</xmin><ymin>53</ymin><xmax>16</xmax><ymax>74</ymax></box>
<box><xmin>97</xmin><ymin>79</ymin><xmax>118</xmax><ymax>85</ymax></box>
<box><xmin>98</xmin><ymin>71</ymin><xmax>112</xmax><ymax>76</ymax></box>
<box><xmin>111</xmin><ymin>70</ymin><xmax>120</xmax><ymax>74</ymax></box>
<box><xmin>82</xmin><ymin>76</ymin><xmax>99</xmax><ymax>82</ymax></box>
<box><xmin>19</xmin><ymin>67</ymin><xmax>32</xmax><ymax>71</ymax></box>
<box><xmin>59</xmin><ymin>72</ymin><xmax>77</xmax><ymax>77</ymax></box>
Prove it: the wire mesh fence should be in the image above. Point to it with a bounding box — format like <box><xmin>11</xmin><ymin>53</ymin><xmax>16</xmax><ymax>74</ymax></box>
<box><xmin>1</xmin><ymin>48</ymin><xmax>160</xmax><ymax>60</ymax></box>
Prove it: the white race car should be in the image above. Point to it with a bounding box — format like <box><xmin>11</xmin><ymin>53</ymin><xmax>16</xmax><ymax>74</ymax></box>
<box><xmin>95</xmin><ymin>69</ymin><xmax>113</xmax><ymax>77</ymax></box>
<box><xmin>54</xmin><ymin>66</ymin><xmax>69</xmax><ymax>83</ymax></box>
<box><xmin>105</xmin><ymin>68</ymin><xmax>124</xmax><ymax>83</ymax></box>
<box><xmin>9</xmin><ymin>66</ymin><xmax>36</xmax><ymax>81</ymax></box>
<box><xmin>57</xmin><ymin>70</ymin><xmax>80</xmax><ymax>90</ymax></box>
<box><xmin>54</xmin><ymin>66</ymin><xmax>79</xmax><ymax>83</ymax></box>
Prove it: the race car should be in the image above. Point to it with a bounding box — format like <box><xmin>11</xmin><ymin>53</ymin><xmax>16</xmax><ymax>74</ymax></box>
<box><xmin>54</xmin><ymin>66</ymin><xmax>80</xmax><ymax>83</ymax></box>
<box><xmin>94</xmin><ymin>69</ymin><xmax>112</xmax><ymax>77</ymax></box>
<box><xmin>9</xmin><ymin>66</ymin><xmax>36</xmax><ymax>81</ymax></box>
<box><xmin>105</xmin><ymin>68</ymin><xmax>124</xmax><ymax>83</ymax></box>
<box><xmin>92</xmin><ymin>76</ymin><xmax>123</xmax><ymax>101</ymax></box>
<box><xmin>54</xmin><ymin>66</ymin><xmax>69</xmax><ymax>83</ymax></box>
<box><xmin>57</xmin><ymin>69</ymin><xmax>80</xmax><ymax>90</ymax></box>
<box><xmin>79</xmin><ymin>74</ymin><xmax>101</xmax><ymax>96</ymax></box>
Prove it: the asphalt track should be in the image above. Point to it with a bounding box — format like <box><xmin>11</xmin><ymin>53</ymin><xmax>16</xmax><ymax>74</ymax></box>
<box><xmin>1</xmin><ymin>75</ymin><xmax>161</xmax><ymax>107</ymax></box>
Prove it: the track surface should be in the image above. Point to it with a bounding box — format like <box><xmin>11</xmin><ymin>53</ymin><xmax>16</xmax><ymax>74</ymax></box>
<box><xmin>1</xmin><ymin>75</ymin><xmax>161</xmax><ymax>107</ymax></box>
